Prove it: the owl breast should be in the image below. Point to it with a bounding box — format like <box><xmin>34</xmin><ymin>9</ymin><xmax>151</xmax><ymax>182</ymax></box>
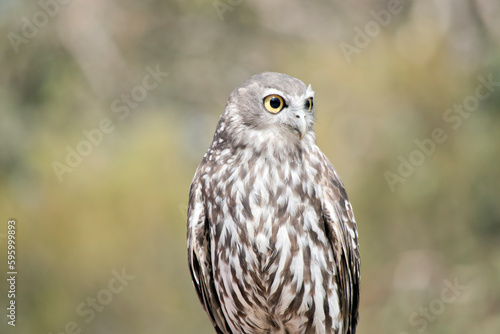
<box><xmin>206</xmin><ymin>149</ymin><xmax>341</xmax><ymax>333</ymax></box>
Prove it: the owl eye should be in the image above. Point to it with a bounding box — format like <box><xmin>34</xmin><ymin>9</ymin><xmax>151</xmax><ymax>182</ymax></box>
<box><xmin>263</xmin><ymin>95</ymin><xmax>285</xmax><ymax>114</ymax></box>
<box><xmin>305</xmin><ymin>98</ymin><xmax>313</xmax><ymax>113</ymax></box>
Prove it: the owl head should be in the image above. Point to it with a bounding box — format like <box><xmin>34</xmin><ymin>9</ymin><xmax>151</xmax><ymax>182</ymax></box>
<box><xmin>217</xmin><ymin>72</ymin><xmax>317</xmax><ymax>153</ymax></box>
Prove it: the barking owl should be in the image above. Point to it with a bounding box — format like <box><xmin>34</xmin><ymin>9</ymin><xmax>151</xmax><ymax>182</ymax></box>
<box><xmin>187</xmin><ymin>72</ymin><xmax>360</xmax><ymax>334</ymax></box>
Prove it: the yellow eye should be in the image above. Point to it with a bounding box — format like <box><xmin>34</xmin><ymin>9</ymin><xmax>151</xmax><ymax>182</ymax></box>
<box><xmin>305</xmin><ymin>97</ymin><xmax>313</xmax><ymax>113</ymax></box>
<box><xmin>263</xmin><ymin>95</ymin><xmax>285</xmax><ymax>114</ymax></box>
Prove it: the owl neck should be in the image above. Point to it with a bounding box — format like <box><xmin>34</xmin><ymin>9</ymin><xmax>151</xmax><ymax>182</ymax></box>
<box><xmin>214</xmin><ymin>130</ymin><xmax>316</xmax><ymax>169</ymax></box>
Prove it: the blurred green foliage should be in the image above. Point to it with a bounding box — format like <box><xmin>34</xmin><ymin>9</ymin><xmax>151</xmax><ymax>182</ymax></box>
<box><xmin>1</xmin><ymin>0</ymin><xmax>500</xmax><ymax>333</ymax></box>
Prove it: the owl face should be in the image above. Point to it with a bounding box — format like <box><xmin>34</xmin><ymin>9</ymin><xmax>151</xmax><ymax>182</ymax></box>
<box><xmin>224</xmin><ymin>72</ymin><xmax>316</xmax><ymax>146</ymax></box>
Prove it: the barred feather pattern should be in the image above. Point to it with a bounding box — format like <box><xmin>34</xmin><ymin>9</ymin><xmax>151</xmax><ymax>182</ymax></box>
<box><xmin>187</xmin><ymin>72</ymin><xmax>360</xmax><ymax>334</ymax></box>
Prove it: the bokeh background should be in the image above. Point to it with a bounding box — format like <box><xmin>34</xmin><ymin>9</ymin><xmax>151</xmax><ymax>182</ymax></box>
<box><xmin>1</xmin><ymin>0</ymin><xmax>500</xmax><ymax>333</ymax></box>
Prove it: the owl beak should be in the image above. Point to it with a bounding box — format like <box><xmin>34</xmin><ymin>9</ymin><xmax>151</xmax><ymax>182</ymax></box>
<box><xmin>293</xmin><ymin>113</ymin><xmax>307</xmax><ymax>140</ymax></box>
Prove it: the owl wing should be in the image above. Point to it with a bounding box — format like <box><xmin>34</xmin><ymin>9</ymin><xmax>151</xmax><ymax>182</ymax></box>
<box><xmin>320</xmin><ymin>157</ymin><xmax>360</xmax><ymax>334</ymax></box>
<box><xmin>187</xmin><ymin>170</ymin><xmax>231</xmax><ymax>334</ymax></box>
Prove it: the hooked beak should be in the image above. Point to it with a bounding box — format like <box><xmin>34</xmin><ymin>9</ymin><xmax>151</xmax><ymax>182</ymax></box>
<box><xmin>292</xmin><ymin>112</ymin><xmax>307</xmax><ymax>140</ymax></box>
